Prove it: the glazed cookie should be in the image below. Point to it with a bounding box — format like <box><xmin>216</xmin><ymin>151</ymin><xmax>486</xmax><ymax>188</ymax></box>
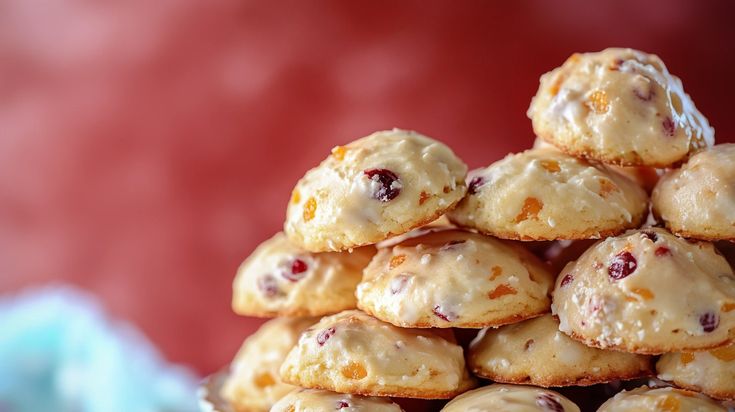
<box><xmin>441</xmin><ymin>384</ymin><xmax>580</xmax><ymax>412</ymax></box>
<box><xmin>447</xmin><ymin>148</ymin><xmax>648</xmax><ymax>240</ymax></box>
<box><xmin>356</xmin><ymin>228</ymin><xmax>555</xmax><ymax>328</ymax></box>
<box><xmin>652</xmin><ymin>144</ymin><xmax>735</xmax><ymax>241</ymax></box>
<box><xmin>270</xmin><ymin>388</ymin><xmax>404</xmax><ymax>412</ymax></box>
<box><xmin>597</xmin><ymin>386</ymin><xmax>726</xmax><ymax>412</ymax></box>
<box><xmin>279</xmin><ymin>310</ymin><xmax>476</xmax><ymax>399</ymax></box>
<box><xmin>657</xmin><ymin>344</ymin><xmax>735</xmax><ymax>401</ymax></box>
<box><xmin>285</xmin><ymin>129</ymin><xmax>468</xmax><ymax>252</ymax></box>
<box><xmin>232</xmin><ymin>232</ymin><xmax>375</xmax><ymax>317</ymax></box>
<box><xmin>468</xmin><ymin>314</ymin><xmax>653</xmax><ymax>387</ymax></box>
<box><xmin>553</xmin><ymin>228</ymin><xmax>735</xmax><ymax>354</ymax></box>
<box><xmin>528</xmin><ymin>48</ymin><xmax>714</xmax><ymax>167</ymax></box>
<box><xmin>221</xmin><ymin>317</ymin><xmax>317</xmax><ymax>412</ymax></box>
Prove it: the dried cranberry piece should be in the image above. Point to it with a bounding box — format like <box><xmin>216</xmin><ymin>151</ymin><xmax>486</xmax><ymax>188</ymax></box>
<box><xmin>642</xmin><ymin>231</ymin><xmax>658</xmax><ymax>242</ymax></box>
<box><xmin>364</xmin><ymin>168</ymin><xmax>401</xmax><ymax>201</ymax></box>
<box><xmin>432</xmin><ymin>305</ymin><xmax>457</xmax><ymax>322</ymax></box>
<box><xmin>608</xmin><ymin>251</ymin><xmax>637</xmax><ymax>280</ymax></box>
<box><xmin>282</xmin><ymin>258</ymin><xmax>309</xmax><ymax>282</ymax></box>
<box><xmin>536</xmin><ymin>393</ymin><xmax>565</xmax><ymax>412</ymax></box>
<box><xmin>336</xmin><ymin>400</ymin><xmax>350</xmax><ymax>409</ymax></box>
<box><xmin>655</xmin><ymin>246</ymin><xmax>671</xmax><ymax>257</ymax></box>
<box><xmin>663</xmin><ymin>117</ymin><xmax>676</xmax><ymax>137</ymax></box>
<box><xmin>257</xmin><ymin>274</ymin><xmax>279</xmax><ymax>297</ymax></box>
<box><xmin>317</xmin><ymin>327</ymin><xmax>336</xmax><ymax>346</ymax></box>
<box><xmin>700</xmin><ymin>312</ymin><xmax>719</xmax><ymax>333</ymax></box>
<box><xmin>468</xmin><ymin>176</ymin><xmax>486</xmax><ymax>195</ymax></box>
<box><xmin>560</xmin><ymin>274</ymin><xmax>574</xmax><ymax>287</ymax></box>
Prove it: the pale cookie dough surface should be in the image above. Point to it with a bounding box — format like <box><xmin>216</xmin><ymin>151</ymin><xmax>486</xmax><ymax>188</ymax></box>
<box><xmin>528</xmin><ymin>48</ymin><xmax>714</xmax><ymax>167</ymax></box>
<box><xmin>657</xmin><ymin>344</ymin><xmax>735</xmax><ymax>401</ymax></box>
<box><xmin>440</xmin><ymin>384</ymin><xmax>580</xmax><ymax>412</ymax></box>
<box><xmin>221</xmin><ymin>317</ymin><xmax>318</xmax><ymax>412</ymax></box>
<box><xmin>447</xmin><ymin>148</ymin><xmax>648</xmax><ymax>240</ymax></box>
<box><xmin>468</xmin><ymin>314</ymin><xmax>653</xmax><ymax>387</ymax></box>
<box><xmin>652</xmin><ymin>144</ymin><xmax>735</xmax><ymax>241</ymax></box>
<box><xmin>356</xmin><ymin>228</ymin><xmax>555</xmax><ymax>328</ymax></box>
<box><xmin>232</xmin><ymin>232</ymin><xmax>375</xmax><ymax>317</ymax></box>
<box><xmin>279</xmin><ymin>310</ymin><xmax>476</xmax><ymax>399</ymax></box>
<box><xmin>270</xmin><ymin>388</ymin><xmax>404</xmax><ymax>412</ymax></box>
<box><xmin>285</xmin><ymin>129</ymin><xmax>468</xmax><ymax>252</ymax></box>
<box><xmin>597</xmin><ymin>386</ymin><xmax>726</xmax><ymax>412</ymax></box>
<box><xmin>552</xmin><ymin>228</ymin><xmax>735</xmax><ymax>354</ymax></box>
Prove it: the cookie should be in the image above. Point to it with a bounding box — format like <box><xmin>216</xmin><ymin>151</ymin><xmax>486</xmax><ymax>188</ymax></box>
<box><xmin>356</xmin><ymin>228</ymin><xmax>555</xmax><ymax>328</ymax></box>
<box><xmin>232</xmin><ymin>232</ymin><xmax>375</xmax><ymax>317</ymax></box>
<box><xmin>657</xmin><ymin>344</ymin><xmax>735</xmax><ymax>401</ymax></box>
<box><xmin>270</xmin><ymin>388</ymin><xmax>403</xmax><ymax>412</ymax></box>
<box><xmin>528</xmin><ymin>48</ymin><xmax>714</xmax><ymax>167</ymax></box>
<box><xmin>468</xmin><ymin>314</ymin><xmax>653</xmax><ymax>387</ymax></box>
<box><xmin>440</xmin><ymin>384</ymin><xmax>580</xmax><ymax>412</ymax></box>
<box><xmin>221</xmin><ymin>317</ymin><xmax>317</xmax><ymax>412</ymax></box>
<box><xmin>279</xmin><ymin>310</ymin><xmax>476</xmax><ymax>399</ymax></box>
<box><xmin>284</xmin><ymin>129</ymin><xmax>468</xmax><ymax>252</ymax></box>
<box><xmin>447</xmin><ymin>148</ymin><xmax>648</xmax><ymax>240</ymax></box>
<box><xmin>597</xmin><ymin>386</ymin><xmax>726</xmax><ymax>411</ymax></box>
<box><xmin>552</xmin><ymin>228</ymin><xmax>735</xmax><ymax>354</ymax></box>
<box><xmin>652</xmin><ymin>144</ymin><xmax>735</xmax><ymax>241</ymax></box>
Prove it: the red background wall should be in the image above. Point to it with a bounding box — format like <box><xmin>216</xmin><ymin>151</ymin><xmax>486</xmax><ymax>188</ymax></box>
<box><xmin>1</xmin><ymin>0</ymin><xmax>734</xmax><ymax>374</ymax></box>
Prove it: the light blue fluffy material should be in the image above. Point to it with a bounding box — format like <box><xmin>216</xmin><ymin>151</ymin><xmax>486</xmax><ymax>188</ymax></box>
<box><xmin>0</xmin><ymin>285</ymin><xmax>199</xmax><ymax>412</ymax></box>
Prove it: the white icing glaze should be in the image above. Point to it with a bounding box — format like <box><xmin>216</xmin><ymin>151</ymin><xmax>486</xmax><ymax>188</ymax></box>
<box><xmin>270</xmin><ymin>388</ymin><xmax>403</xmax><ymax>412</ymax></box>
<box><xmin>657</xmin><ymin>344</ymin><xmax>735</xmax><ymax>400</ymax></box>
<box><xmin>597</xmin><ymin>386</ymin><xmax>726</xmax><ymax>411</ymax></box>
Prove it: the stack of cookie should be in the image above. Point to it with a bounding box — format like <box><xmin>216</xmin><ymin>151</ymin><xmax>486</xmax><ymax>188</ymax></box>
<box><xmin>208</xmin><ymin>48</ymin><xmax>735</xmax><ymax>412</ymax></box>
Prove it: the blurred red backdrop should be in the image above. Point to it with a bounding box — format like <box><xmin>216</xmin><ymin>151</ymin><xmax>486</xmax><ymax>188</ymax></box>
<box><xmin>1</xmin><ymin>0</ymin><xmax>734</xmax><ymax>374</ymax></box>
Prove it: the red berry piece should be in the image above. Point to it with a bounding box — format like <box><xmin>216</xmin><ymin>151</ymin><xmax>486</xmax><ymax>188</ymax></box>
<box><xmin>390</xmin><ymin>274</ymin><xmax>410</xmax><ymax>294</ymax></box>
<box><xmin>662</xmin><ymin>117</ymin><xmax>676</xmax><ymax>137</ymax></box>
<box><xmin>536</xmin><ymin>393</ymin><xmax>565</xmax><ymax>412</ymax></box>
<box><xmin>633</xmin><ymin>86</ymin><xmax>654</xmax><ymax>101</ymax></box>
<box><xmin>364</xmin><ymin>168</ymin><xmax>401</xmax><ymax>202</ymax></box>
<box><xmin>700</xmin><ymin>312</ymin><xmax>719</xmax><ymax>333</ymax></box>
<box><xmin>432</xmin><ymin>305</ymin><xmax>458</xmax><ymax>322</ymax></box>
<box><xmin>560</xmin><ymin>274</ymin><xmax>574</xmax><ymax>287</ymax></box>
<box><xmin>468</xmin><ymin>176</ymin><xmax>486</xmax><ymax>195</ymax></box>
<box><xmin>282</xmin><ymin>258</ymin><xmax>309</xmax><ymax>282</ymax></box>
<box><xmin>336</xmin><ymin>400</ymin><xmax>350</xmax><ymax>409</ymax></box>
<box><xmin>608</xmin><ymin>251</ymin><xmax>637</xmax><ymax>280</ymax></box>
<box><xmin>257</xmin><ymin>274</ymin><xmax>279</xmax><ymax>297</ymax></box>
<box><xmin>317</xmin><ymin>327</ymin><xmax>336</xmax><ymax>346</ymax></box>
<box><xmin>654</xmin><ymin>246</ymin><xmax>671</xmax><ymax>257</ymax></box>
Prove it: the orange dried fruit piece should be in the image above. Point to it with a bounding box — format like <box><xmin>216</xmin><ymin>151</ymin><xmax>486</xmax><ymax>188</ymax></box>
<box><xmin>679</xmin><ymin>352</ymin><xmax>695</xmax><ymax>365</ymax></box>
<box><xmin>656</xmin><ymin>395</ymin><xmax>680</xmax><ymax>412</ymax></box>
<box><xmin>710</xmin><ymin>345</ymin><xmax>735</xmax><ymax>362</ymax></box>
<box><xmin>721</xmin><ymin>302</ymin><xmax>735</xmax><ymax>312</ymax></box>
<box><xmin>253</xmin><ymin>372</ymin><xmax>276</xmax><ymax>388</ymax></box>
<box><xmin>630</xmin><ymin>287</ymin><xmax>655</xmax><ymax>300</ymax></box>
<box><xmin>489</xmin><ymin>265</ymin><xmax>503</xmax><ymax>281</ymax></box>
<box><xmin>389</xmin><ymin>254</ymin><xmax>406</xmax><ymax>269</ymax></box>
<box><xmin>331</xmin><ymin>145</ymin><xmax>347</xmax><ymax>160</ymax></box>
<box><xmin>419</xmin><ymin>191</ymin><xmax>430</xmax><ymax>205</ymax></box>
<box><xmin>514</xmin><ymin>197</ymin><xmax>543</xmax><ymax>223</ymax></box>
<box><xmin>341</xmin><ymin>362</ymin><xmax>367</xmax><ymax>380</ymax></box>
<box><xmin>291</xmin><ymin>189</ymin><xmax>301</xmax><ymax>204</ymax></box>
<box><xmin>587</xmin><ymin>90</ymin><xmax>610</xmax><ymax>114</ymax></box>
<box><xmin>540</xmin><ymin>160</ymin><xmax>561</xmax><ymax>173</ymax></box>
<box><xmin>303</xmin><ymin>197</ymin><xmax>317</xmax><ymax>221</ymax></box>
<box><xmin>488</xmin><ymin>284</ymin><xmax>517</xmax><ymax>299</ymax></box>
